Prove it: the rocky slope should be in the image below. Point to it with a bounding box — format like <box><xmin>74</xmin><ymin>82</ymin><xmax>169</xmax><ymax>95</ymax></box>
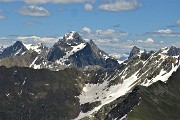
<box><xmin>74</xmin><ymin>46</ymin><xmax>180</xmax><ymax>120</ymax></box>
<box><xmin>0</xmin><ymin>66</ymin><xmax>86</xmax><ymax>120</ymax></box>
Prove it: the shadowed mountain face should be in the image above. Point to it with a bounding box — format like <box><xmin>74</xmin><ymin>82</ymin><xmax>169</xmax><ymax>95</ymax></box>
<box><xmin>0</xmin><ymin>41</ymin><xmax>27</xmax><ymax>59</ymax></box>
<box><xmin>0</xmin><ymin>66</ymin><xmax>86</xmax><ymax>120</ymax></box>
<box><xmin>167</xmin><ymin>46</ymin><xmax>180</xmax><ymax>56</ymax></box>
<box><xmin>47</xmin><ymin>32</ymin><xmax>119</xmax><ymax>69</ymax></box>
<box><xmin>127</xmin><ymin>68</ymin><xmax>180</xmax><ymax>120</ymax></box>
<box><xmin>129</xmin><ymin>46</ymin><xmax>140</xmax><ymax>58</ymax></box>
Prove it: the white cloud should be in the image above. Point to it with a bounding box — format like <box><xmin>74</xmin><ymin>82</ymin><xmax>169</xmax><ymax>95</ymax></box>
<box><xmin>82</xmin><ymin>27</ymin><xmax>92</xmax><ymax>33</ymax></box>
<box><xmin>80</xmin><ymin>27</ymin><xmax>131</xmax><ymax>53</ymax></box>
<box><xmin>18</xmin><ymin>5</ymin><xmax>50</xmax><ymax>17</ymax></box>
<box><xmin>24</xmin><ymin>0</ymin><xmax>85</xmax><ymax>4</ymax></box>
<box><xmin>156</xmin><ymin>29</ymin><xmax>172</xmax><ymax>34</ymax></box>
<box><xmin>98</xmin><ymin>0</ymin><xmax>142</xmax><ymax>11</ymax></box>
<box><xmin>137</xmin><ymin>40</ymin><xmax>144</xmax><ymax>43</ymax></box>
<box><xmin>84</xmin><ymin>3</ymin><xmax>93</xmax><ymax>11</ymax></box>
<box><xmin>145</xmin><ymin>29</ymin><xmax>180</xmax><ymax>37</ymax></box>
<box><xmin>17</xmin><ymin>36</ymin><xmax>58</xmax><ymax>44</ymax></box>
<box><xmin>0</xmin><ymin>37</ymin><xmax>17</xmax><ymax>47</ymax></box>
<box><xmin>137</xmin><ymin>38</ymin><xmax>153</xmax><ymax>43</ymax></box>
<box><xmin>0</xmin><ymin>14</ymin><xmax>5</xmax><ymax>19</ymax></box>
<box><xmin>146</xmin><ymin>38</ymin><xmax>153</xmax><ymax>43</ymax></box>
<box><xmin>168</xmin><ymin>19</ymin><xmax>180</xmax><ymax>27</ymax></box>
<box><xmin>81</xmin><ymin>27</ymin><xmax>129</xmax><ymax>42</ymax></box>
<box><xmin>0</xmin><ymin>36</ymin><xmax>59</xmax><ymax>48</ymax></box>
<box><xmin>95</xmin><ymin>29</ymin><xmax>129</xmax><ymax>37</ymax></box>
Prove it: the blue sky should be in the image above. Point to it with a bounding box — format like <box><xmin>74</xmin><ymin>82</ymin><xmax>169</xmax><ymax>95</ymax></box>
<box><xmin>0</xmin><ymin>0</ymin><xmax>180</xmax><ymax>54</ymax></box>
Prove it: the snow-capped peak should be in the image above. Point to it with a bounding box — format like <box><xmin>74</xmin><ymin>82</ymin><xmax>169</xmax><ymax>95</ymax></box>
<box><xmin>63</xmin><ymin>31</ymin><xmax>82</xmax><ymax>42</ymax></box>
<box><xmin>23</xmin><ymin>42</ymin><xmax>46</xmax><ymax>54</ymax></box>
<box><xmin>64</xmin><ymin>31</ymin><xmax>76</xmax><ymax>40</ymax></box>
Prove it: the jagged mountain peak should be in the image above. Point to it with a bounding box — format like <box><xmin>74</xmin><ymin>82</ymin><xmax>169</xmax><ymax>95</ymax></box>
<box><xmin>63</xmin><ymin>31</ymin><xmax>80</xmax><ymax>39</ymax></box>
<box><xmin>11</xmin><ymin>41</ymin><xmax>27</xmax><ymax>50</ymax></box>
<box><xmin>54</xmin><ymin>31</ymin><xmax>84</xmax><ymax>47</ymax></box>
<box><xmin>13</xmin><ymin>40</ymin><xmax>24</xmax><ymax>45</ymax></box>
<box><xmin>129</xmin><ymin>46</ymin><xmax>140</xmax><ymax>58</ymax></box>
<box><xmin>62</xmin><ymin>31</ymin><xmax>83</xmax><ymax>42</ymax></box>
<box><xmin>0</xmin><ymin>41</ymin><xmax>27</xmax><ymax>59</ymax></box>
<box><xmin>167</xmin><ymin>46</ymin><xmax>180</xmax><ymax>56</ymax></box>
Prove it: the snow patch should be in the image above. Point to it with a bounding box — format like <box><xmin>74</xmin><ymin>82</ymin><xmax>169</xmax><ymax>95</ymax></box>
<box><xmin>141</xmin><ymin>59</ymin><xmax>180</xmax><ymax>86</ymax></box>
<box><xmin>23</xmin><ymin>43</ymin><xmax>44</xmax><ymax>54</ymax></box>
<box><xmin>56</xmin><ymin>43</ymin><xmax>86</xmax><ymax>64</ymax></box>
<box><xmin>64</xmin><ymin>31</ymin><xmax>76</xmax><ymax>40</ymax></box>
<box><xmin>75</xmin><ymin>71</ymin><xmax>139</xmax><ymax>119</ymax></box>
<box><xmin>119</xmin><ymin>114</ymin><xmax>127</xmax><ymax>120</ymax></box>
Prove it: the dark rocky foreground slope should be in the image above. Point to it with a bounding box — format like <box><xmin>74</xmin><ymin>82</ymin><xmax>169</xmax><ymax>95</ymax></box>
<box><xmin>0</xmin><ymin>65</ymin><xmax>179</xmax><ymax>120</ymax></box>
<box><xmin>127</xmin><ymin>67</ymin><xmax>180</xmax><ymax>120</ymax></box>
<box><xmin>0</xmin><ymin>66</ymin><xmax>86</xmax><ymax>120</ymax></box>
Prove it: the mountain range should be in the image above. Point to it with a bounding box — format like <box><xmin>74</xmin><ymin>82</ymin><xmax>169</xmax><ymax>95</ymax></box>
<box><xmin>0</xmin><ymin>31</ymin><xmax>179</xmax><ymax>120</ymax></box>
<box><xmin>0</xmin><ymin>31</ymin><xmax>119</xmax><ymax>71</ymax></box>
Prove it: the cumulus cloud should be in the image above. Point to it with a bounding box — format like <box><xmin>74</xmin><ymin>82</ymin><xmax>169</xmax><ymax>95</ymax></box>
<box><xmin>80</xmin><ymin>27</ymin><xmax>132</xmax><ymax>53</ymax></box>
<box><xmin>146</xmin><ymin>38</ymin><xmax>153</xmax><ymax>43</ymax></box>
<box><xmin>18</xmin><ymin>5</ymin><xmax>50</xmax><ymax>17</ymax></box>
<box><xmin>95</xmin><ymin>29</ymin><xmax>129</xmax><ymax>37</ymax></box>
<box><xmin>80</xmin><ymin>27</ymin><xmax>179</xmax><ymax>54</ymax></box>
<box><xmin>137</xmin><ymin>38</ymin><xmax>153</xmax><ymax>43</ymax></box>
<box><xmin>82</xmin><ymin>27</ymin><xmax>92</xmax><ymax>33</ymax></box>
<box><xmin>81</xmin><ymin>27</ymin><xmax>129</xmax><ymax>43</ymax></box>
<box><xmin>168</xmin><ymin>19</ymin><xmax>180</xmax><ymax>27</ymax></box>
<box><xmin>84</xmin><ymin>3</ymin><xmax>93</xmax><ymax>11</ymax></box>
<box><xmin>156</xmin><ymin>29</ymin><xmax>172</xmax><ymax>33</ymax></box>
<box><xmin>145</xmin><ymin>29</ymin><xmax>180</xmax><ymax>37</ymax></box>
<box><xmin>98</xmin><ymin>0</ymin><xmax>142</xmax><ymax>11</ymax></box>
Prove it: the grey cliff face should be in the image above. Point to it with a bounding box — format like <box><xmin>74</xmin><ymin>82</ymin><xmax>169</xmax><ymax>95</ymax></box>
<box><xmin>0</xmin><ymin>41</ymin><xmax>27</xmax><ymax>59</ymax></box>
<box><xmin>47</xmin><ymin>32</ymin><xmax>84</xmax><ymax>61</ymax></box>
<box><xmin>129</xmin><ymin>46</ymin><xmax>140</xmax><ymax>58</ymax></box>
<box><xmin>167</xmin><ymin>46</ymin><xmax>180</xmax><ymax>56</ymax></box>
<box><xmin>47</xmin><ymin>31</ymin><xmax>119</xmax><ymax>69</ymax></box>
